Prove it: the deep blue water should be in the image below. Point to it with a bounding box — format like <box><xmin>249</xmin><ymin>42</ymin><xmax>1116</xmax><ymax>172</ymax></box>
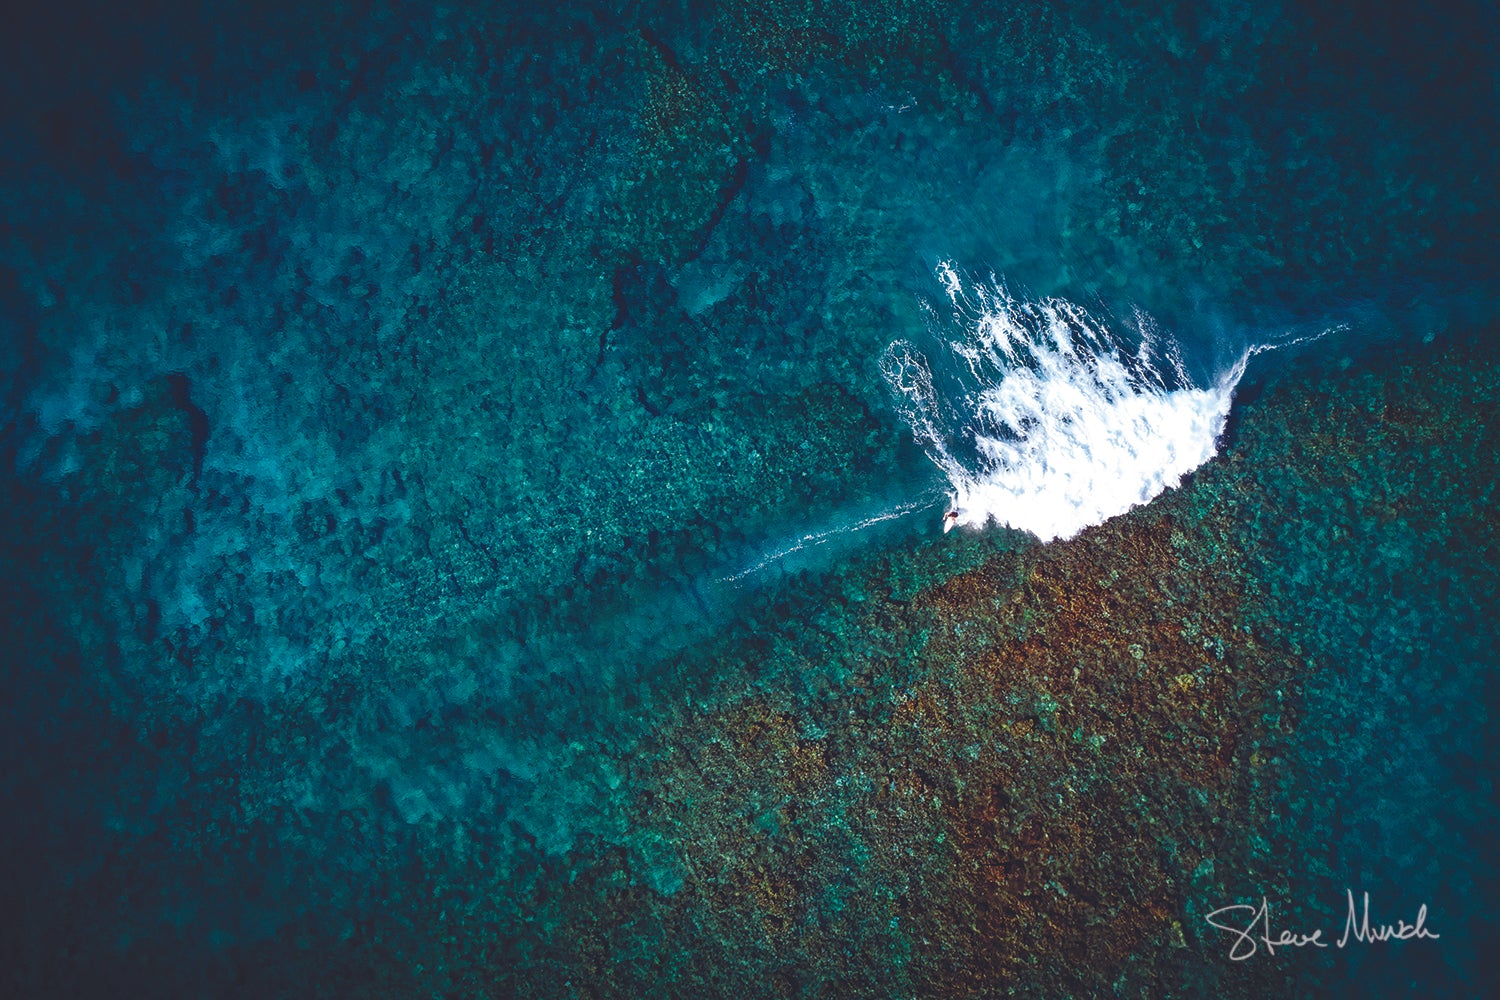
<box><xmin>1</xmin><ymin>1</ymin><xmax>1496</xmax><ymax>996</ymax></box>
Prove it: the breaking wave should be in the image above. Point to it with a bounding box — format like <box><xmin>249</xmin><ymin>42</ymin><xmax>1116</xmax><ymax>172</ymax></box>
<box><xmin>882</xmin><ymin>264</ymin><xmax>1260</xmax><ymax>542</ymax></box>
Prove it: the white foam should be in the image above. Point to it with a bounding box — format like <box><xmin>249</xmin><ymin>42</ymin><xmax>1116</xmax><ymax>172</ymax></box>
<box><xmin>883</xmin><ymin>266</ymin><xmax>1254</xmax><ymax>542</ymax></box>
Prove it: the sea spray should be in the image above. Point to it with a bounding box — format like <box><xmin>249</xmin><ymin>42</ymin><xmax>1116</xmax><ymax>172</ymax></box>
<box><xmin>883</xmin><ymin>264</ymin><xmax>1256</xmax><ymax>542</ymax></box>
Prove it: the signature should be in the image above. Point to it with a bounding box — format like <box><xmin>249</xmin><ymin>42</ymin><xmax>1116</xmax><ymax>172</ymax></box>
<box><xmin>1204</xmin><ymin>890</ymin><xmax>1440</xmax><ymax>960</ymax></box>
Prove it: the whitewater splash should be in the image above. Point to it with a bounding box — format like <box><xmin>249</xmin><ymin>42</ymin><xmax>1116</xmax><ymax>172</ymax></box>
<box><xmin>882</xmin><ymin>264</ymin><xmax>1255</xmax><ymax>542</ymax></box>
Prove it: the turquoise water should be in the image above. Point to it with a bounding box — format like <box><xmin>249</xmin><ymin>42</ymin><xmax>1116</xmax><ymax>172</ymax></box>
<box><xmin>1</xmin><ymin>1</ymin><xmax>1495</xmax><ymax>995</ymax></box>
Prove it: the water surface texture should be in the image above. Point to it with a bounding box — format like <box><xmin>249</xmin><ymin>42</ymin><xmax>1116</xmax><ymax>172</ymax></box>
<box><xmin>1</xmin><ymin>1</ymin><xmax>1496</xmax><ymax>996</ymax></box>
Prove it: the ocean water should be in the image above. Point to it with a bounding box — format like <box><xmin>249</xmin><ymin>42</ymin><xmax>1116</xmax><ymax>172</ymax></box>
<box><xmin>1</xmin><ymin>1</ymin><xmax>1495</xmax><ymax>996</ymax></box>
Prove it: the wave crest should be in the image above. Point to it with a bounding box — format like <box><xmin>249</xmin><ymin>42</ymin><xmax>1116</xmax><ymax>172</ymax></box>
<box><xmin>882</xmin><ymin>265</ymin><xmax>1248</xmax><ymax>542</ymax></box>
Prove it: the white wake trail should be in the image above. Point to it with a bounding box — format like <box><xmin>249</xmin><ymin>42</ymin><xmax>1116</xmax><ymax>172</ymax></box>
<box><xmin>722</xmin><ymin>493</ymin><xmax>940</xmax><ymax>583</ymax></box>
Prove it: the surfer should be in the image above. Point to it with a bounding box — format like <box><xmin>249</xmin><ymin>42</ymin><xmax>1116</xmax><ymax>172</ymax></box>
<box><xmin>942</xmin><ymin>509</ymin><xmax>959</xmax><ymax>533</ymax></box>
